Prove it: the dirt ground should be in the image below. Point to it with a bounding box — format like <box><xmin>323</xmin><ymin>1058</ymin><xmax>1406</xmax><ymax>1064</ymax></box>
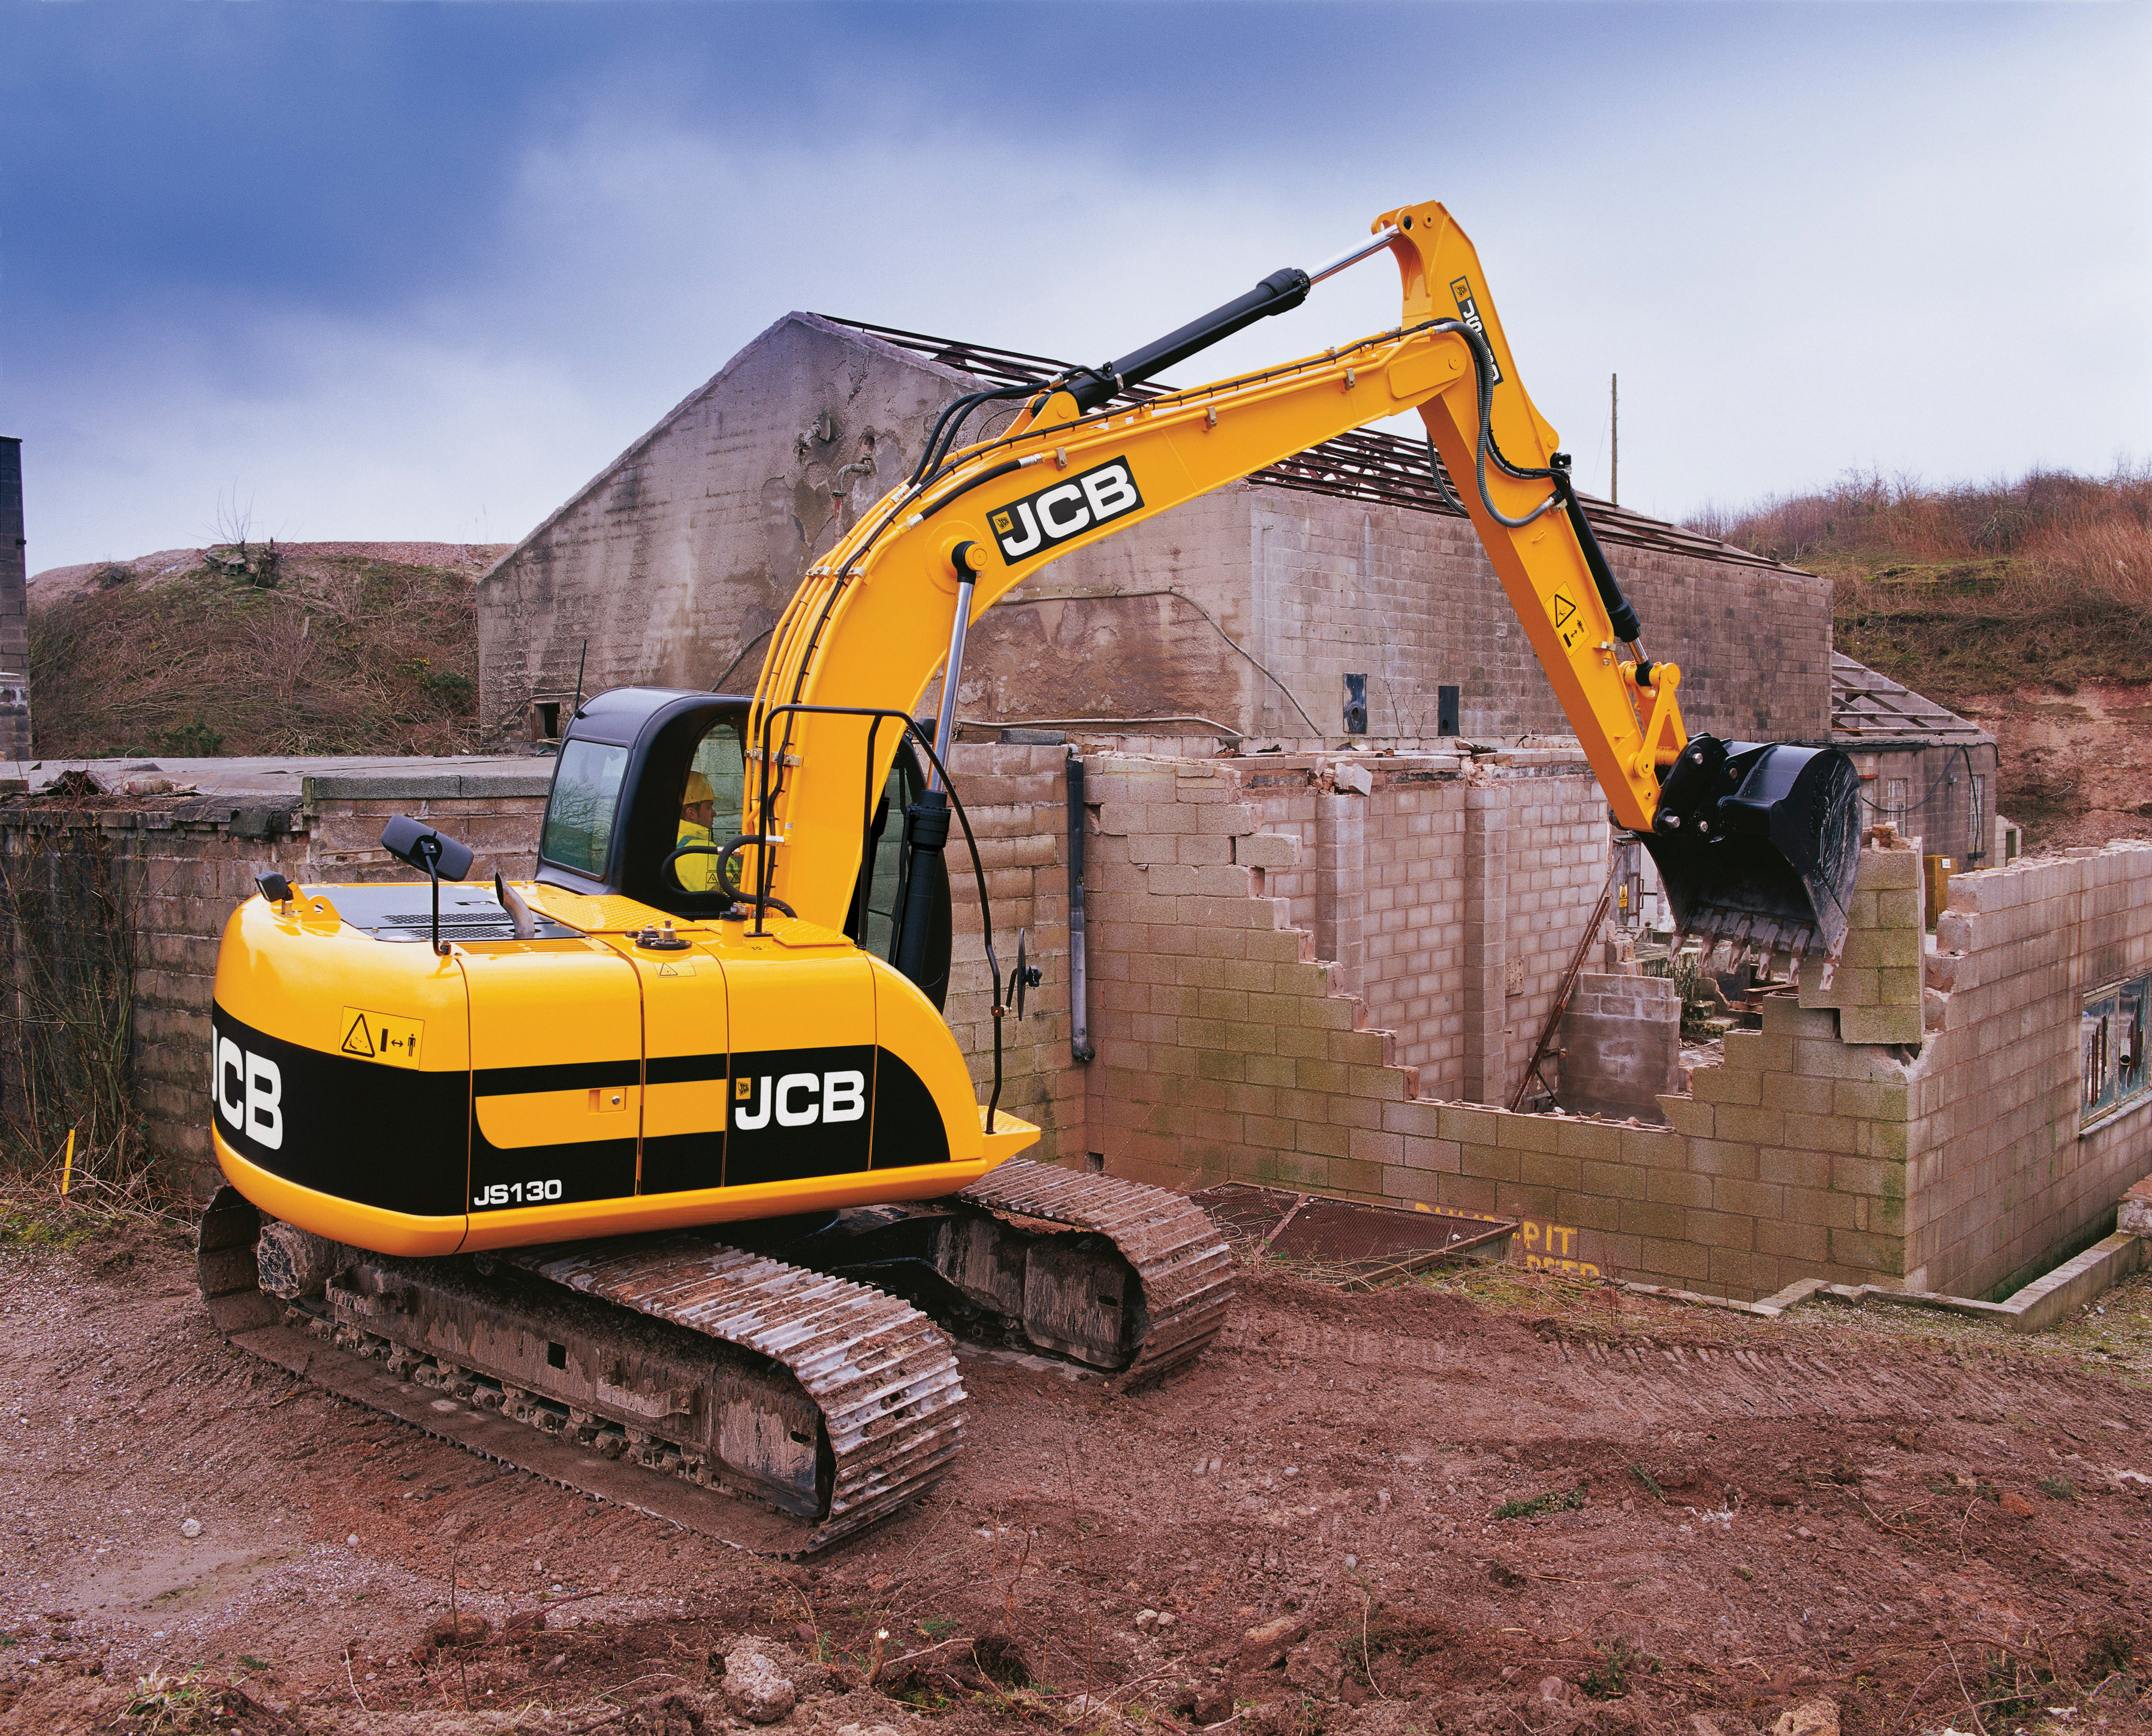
<box><xmin>5</xmin><ymin>1222</ymin><xmax>2152</xmax><ymax>1736</ymax></box>
<box><xmin>1954</xmin><ymin>684</ymin><xmax>2152</xmax><ymax>851</ymax></box>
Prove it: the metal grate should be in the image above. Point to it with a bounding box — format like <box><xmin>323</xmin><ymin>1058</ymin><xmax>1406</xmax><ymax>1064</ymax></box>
<box><xmin>1190</xmin><ymin>1182</ymin><xmax>1512</xmax><ymax>1288</ymax></box>
<box><xmin>381</xmin><ymin>912</ymin><xmax>522</xmax><ymax>936</ymax></box>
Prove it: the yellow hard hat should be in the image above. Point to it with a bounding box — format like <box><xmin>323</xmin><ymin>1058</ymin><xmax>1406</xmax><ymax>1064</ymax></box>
<box><xmin>683</xmin><ymin>771</ymin><xmax>716</xmax><ymax>806</ymax></box>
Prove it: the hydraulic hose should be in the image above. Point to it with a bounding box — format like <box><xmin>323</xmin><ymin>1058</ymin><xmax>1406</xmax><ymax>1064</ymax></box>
<box><xmin>1434</xmin><ymin>318</ymin><xmax>1644</xmax><ymax>641</ymax></box>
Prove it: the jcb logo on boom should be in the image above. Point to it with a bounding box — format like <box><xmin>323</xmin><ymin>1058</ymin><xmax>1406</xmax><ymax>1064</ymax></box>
<box><xmin>730</xmin><ymin>1069</ymin><xmax>866</xmax><ymax>1131</ymax></box>
<box><xmin>989</xmin><ymin>458</ymin><xmax>1143</xmax><ymax>563</ymax></box>
<box><xmin>1448</xmin><ymin>276</ymin><xmax>1502</xmax><ymax>384</ymax></box>
<box><xmin>213</xmin><ymin>1038</ymin><xmax>284</xmax><ymax>1150</ymax></box>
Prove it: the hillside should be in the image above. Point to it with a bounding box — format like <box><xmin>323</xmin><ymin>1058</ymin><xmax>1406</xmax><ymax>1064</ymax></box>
<box><xmin>26</xmin><ymin>541</ymin><xmax>508</xmax><ymax>759</ymax></box>
<box><xmin>1688</xmin><ymin>463</ymin><xmax>2152</xmax><ymax>845</ymax></box>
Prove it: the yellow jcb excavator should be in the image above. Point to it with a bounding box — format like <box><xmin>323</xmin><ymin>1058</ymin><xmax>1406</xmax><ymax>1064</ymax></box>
<box><xmin>197</xmin><ymin>200</ymin><xmax>1859</xmax><ymax>1551</ymax></box>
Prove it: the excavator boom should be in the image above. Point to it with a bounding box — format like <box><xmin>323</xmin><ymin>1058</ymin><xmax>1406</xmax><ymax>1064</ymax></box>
<box><xmin>745</xmin><ymin>200</ymin><xmax>1857</xmax><ymax>960</ymax></box>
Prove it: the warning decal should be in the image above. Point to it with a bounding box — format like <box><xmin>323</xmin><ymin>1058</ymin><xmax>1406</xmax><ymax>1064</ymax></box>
<box><xmin>1550</xmin><ymin>586</ymin><xmax>1583</xmax><ymax>651</ymax></box>
<box><xmin>339</xmin><ymin>1006</ymin><xmax>425</xmax><ymax>1069</ymax></box>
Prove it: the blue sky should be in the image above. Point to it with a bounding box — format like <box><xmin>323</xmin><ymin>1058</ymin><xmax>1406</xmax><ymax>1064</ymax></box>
<box><xmin>4</xmin><ymin>2</ymin><xmax>2146</xmax><ymax>572</ymax></box>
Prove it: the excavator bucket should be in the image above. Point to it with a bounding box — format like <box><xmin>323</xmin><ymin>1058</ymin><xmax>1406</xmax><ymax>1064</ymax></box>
<box><xmin>1642</xmin><ymin>736</ymin><xmax>1863</xmax><ymax>960</ymax></box>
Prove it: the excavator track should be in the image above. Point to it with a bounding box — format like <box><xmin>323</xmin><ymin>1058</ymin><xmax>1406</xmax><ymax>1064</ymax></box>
<box><xmin>198</xmin><ymin>1186</ymin><xmax>964</xmax><ymax>1554</ymax></box>
<box><xmin>198</xmin><ymin>1165</ymin><xmax>1232</xmax><ymax>1551</ymax></box>
<box><xmin>947</xmin><ymin>1161</ymin><xmax>1235</xmax><ymax>1386</ymax></box>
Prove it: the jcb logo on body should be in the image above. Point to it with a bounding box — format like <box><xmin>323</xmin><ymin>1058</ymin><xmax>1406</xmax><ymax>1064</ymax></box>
<box><xmin>990</xmin><ymin>457</ymin><xmax>1143</xmax><ymax>563</ymax></box>
<box><xmin>213</xmin><ymin>1037</ymin><xmax>284</xmax><ymax>1150</ymax></box>
<box><xmin>730</xmin><ymin>1069</ymin><xmax>866</xmax><ymax>1131</ymax></box>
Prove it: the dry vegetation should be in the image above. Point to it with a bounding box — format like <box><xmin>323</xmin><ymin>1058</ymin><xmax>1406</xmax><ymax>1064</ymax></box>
<box><xmin>1689</xmin><ymin>463</ymin><xmax>2152</xmax><ymax>842</ymax></box>
<box><xmin>28</xmin><ymin>547</ymin><xmax>483</xmax><ymax>759</ymax></box>
<box><xmin>1688</xmin><ymin>462</ymin><xmax>2152</xmax><ymax>706</ymax></box>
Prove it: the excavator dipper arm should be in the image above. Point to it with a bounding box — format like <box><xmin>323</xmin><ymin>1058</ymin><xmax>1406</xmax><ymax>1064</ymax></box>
<box><xmin>748</xmin><ymin>199</ymin><xmax>1858</xmax><ymax>959</ymax></box>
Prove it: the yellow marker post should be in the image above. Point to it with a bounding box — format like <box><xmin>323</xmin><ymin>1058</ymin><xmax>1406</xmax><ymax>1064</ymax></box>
<box><xmin>60</xmin><ymin>1126</ymin><xmax>76</xmax><ymax>1195</ymax></box>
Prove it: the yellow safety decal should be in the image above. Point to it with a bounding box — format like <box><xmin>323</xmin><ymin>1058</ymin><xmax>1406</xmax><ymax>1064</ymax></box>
<box><xmin>1551</xmin><ymin>585</ymin><xmax>1583</xmax><ymax>651</ymax></box>
<box><xmin>652</xmin><ymin>958</ymin><xmax>697</xmax><ymax>978</ymax></box>
<box><xmin>339</xmin><ymin>1006</ymin><xmax>426</xmax><ymax>1068</ymax></box>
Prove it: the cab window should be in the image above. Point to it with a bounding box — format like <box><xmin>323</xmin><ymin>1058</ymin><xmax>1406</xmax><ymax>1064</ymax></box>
<box><xmin>540</xmin><ymin>740</ymin><xmax>630</xmax><ymax>876</ymax></box>
<box><xmin>691</xmin><ymin>721</ymin><xmax>747</xmax><ymax>833</ymax></box>
<box><xmin>671</xmin><ymin>722</ymin><xmax>748</xmax><ymax>896</ymax></box>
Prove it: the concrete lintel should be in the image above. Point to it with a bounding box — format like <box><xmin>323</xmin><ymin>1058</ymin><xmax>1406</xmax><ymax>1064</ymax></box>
<box><xmin>302</xmin><ymin>771</ymin><xmax>556</xmax><ymax>801</ymax></box>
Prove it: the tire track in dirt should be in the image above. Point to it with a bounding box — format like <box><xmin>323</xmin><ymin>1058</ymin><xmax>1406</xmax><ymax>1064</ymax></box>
<box><xmin>1222</xmin><ymin>1313</ymin><xmax>2152</xmax><ymax>1442</ymax></box>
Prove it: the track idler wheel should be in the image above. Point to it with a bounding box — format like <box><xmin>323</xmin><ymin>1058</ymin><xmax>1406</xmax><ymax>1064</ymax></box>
<box><xmin>1645</xmin><ymin>734</ymin><xmax>1862</xmax><ymax>958</ymax></box>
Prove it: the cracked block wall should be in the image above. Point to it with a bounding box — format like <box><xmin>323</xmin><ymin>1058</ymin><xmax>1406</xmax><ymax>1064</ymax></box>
<box><xmin>1223</xmin><ymin>749</ymin><xmax>1607</xmax><ymax>1097</ymax></box>
<box><xmin>1084</xmin><ymin>801</ymin><xmax>1925</xmax><ymax>1298</ymax></box>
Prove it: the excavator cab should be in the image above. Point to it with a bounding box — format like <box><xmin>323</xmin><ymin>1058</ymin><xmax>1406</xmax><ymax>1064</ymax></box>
<box><xmin>535</xmin><ymin>688</ymin><xmax>953</xmax><ymax>1003</ymax></box>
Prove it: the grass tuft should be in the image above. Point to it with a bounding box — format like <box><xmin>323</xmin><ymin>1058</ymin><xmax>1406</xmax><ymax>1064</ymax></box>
<box><xmin>1493</xmin><ymin>1484</ymin><xmax>1586</xmax><ymax>1521</ymax></box>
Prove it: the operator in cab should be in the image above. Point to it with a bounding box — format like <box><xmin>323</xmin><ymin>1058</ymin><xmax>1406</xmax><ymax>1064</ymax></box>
<box><xmin>676</xmin><ymin>771</ymin><xmax>722</xmax><ymax>891</ymax></box>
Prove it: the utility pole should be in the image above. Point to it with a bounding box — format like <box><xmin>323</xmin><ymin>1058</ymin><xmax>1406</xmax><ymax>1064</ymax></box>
<box><xmin>1610</xmin><ymin>373</ymin><xmax>1619</xmax><ymax>507</ymax></box>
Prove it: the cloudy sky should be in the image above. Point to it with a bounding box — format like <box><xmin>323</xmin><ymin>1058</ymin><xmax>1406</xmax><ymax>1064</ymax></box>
<box><xmin>4</xmin><ymin>2</ymin><xmax>2145</xmax><ymax>574</ymax></box>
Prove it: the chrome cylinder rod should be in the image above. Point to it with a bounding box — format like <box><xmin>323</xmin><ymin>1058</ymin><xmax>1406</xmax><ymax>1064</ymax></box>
<box><xmin>1307</xmin><ymin>228</ymin><xmax>1401</xmax><ymax>287</ymax></box>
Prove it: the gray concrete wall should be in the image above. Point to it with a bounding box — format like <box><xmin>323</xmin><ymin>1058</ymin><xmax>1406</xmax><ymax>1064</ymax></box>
<box><xmin>1232</xmin><ymin>748</ymin><xmax>1610</xmax><ymax>1101</ymax></box>
<box><xmin>1913</xmin><ymin>842</ymin><xmax>2152</xmax><ymax>1298</ymax></box>
<box><xmin>1850</xmin><ymin>742</ymin><xmax>2006</xmax><ymax>872</ymax></box>
<box><xmin>477</xmin><ymin>315</ymin><xmax>969</xmax><ymax>743</ymax></box>
<box><xmin>476</xmin><ymin>318</ymin><xmax>1833</xmax><ymax>753</ymax></box>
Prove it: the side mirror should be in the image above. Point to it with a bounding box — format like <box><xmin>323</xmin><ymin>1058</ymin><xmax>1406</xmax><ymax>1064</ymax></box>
<box><xmin>381</xmin><ymin>816</ymin><xmax>474</xmax><ymax>881</ymax></box>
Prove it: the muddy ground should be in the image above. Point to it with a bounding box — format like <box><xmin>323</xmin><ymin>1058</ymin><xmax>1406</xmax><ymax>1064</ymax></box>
<box><xmin>4</xmin><ymin>1221</ymin><xmax>2152</xmax><ymax>1736</ymax></box>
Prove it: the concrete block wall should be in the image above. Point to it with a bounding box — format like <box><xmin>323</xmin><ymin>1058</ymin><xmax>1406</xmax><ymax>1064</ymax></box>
<box><xmin>1798</xmin><ymin>841</ymin><xmax>1925</xmax><ymax>1044</ymax></box>
<box><xmin>1497</xmin><ymin>764</ymin><xmax>1614</xmax><ymax>1091</ymax></box>
<box><xmin>1560</xmin><ymin>972</ymin><xmax>1682</xmax><ymax>1122</ymax></box>
<box><xmin>18</xmin><ymin>735</ymin><xmax>2144</xmax><ymax>1310</ymax></box>
<box><xmin>0</xmin><ymin>750</ymin><xmax>1081</xmax><ymax>1194</ymax></box>
<box><xmin>937</xmin><ymin>743</ymin><xmax>1080</xmax><ymax>1164</ymax></box>
<box><xmin>1222</xmin><ymin>748</ymin><xmax>1608</xmax><ymax>1101</ymax></box>
<box><xmin>8</xmin><ymin>781</ymin><xmax>555</xmax><ymax>1191</ymax></box>
<box><xmin>1238</xmin><ymin>500</ymin><xmax>1829</xmax><ymax>748</ymax></box>
<box><xmin>1910</xmin><ymin>840</ymin><xmax>2152</xmax><ymax>1298</ymax></box>
<box><xmin>477</xmin><ymin>315</ymin><xmax>970</xmax><ymax>743</ymax></box>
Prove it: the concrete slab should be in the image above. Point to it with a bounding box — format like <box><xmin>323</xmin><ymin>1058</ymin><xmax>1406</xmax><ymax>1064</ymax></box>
<box><xmin>0</xmin><ymin>755</ymin><xmax>554</xmax><ymax>801</ymax></box>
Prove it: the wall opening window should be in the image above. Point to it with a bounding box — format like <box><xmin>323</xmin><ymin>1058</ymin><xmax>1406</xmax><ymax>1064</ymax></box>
<box><xmin>2083</xmin><ymin>975</ymin><xmax>2151</xmax><ymax>1126</ymax></box>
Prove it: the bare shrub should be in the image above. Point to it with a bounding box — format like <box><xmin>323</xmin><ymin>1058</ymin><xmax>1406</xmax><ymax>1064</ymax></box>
<box><xmin>0</xmin><ymin>806</ymin><xmax>147</xmax><ymax>1196</ymax></box>
<box><xmin>1695</xmin><ymin>461</ymin><xmax>2152</xmax><ymax>701</ymax></box>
